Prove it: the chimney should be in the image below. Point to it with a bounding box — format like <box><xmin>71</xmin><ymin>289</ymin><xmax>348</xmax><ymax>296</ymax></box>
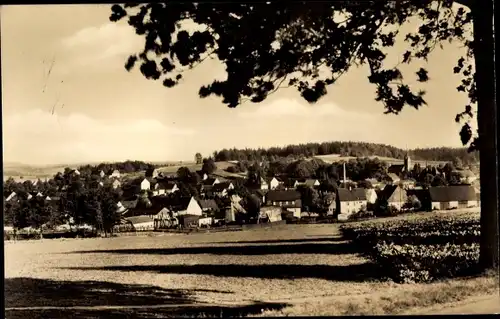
<box><xmin>343</xmin><ymin>162</ymin><xmax>347</xmax><ymax>186</ymax></box>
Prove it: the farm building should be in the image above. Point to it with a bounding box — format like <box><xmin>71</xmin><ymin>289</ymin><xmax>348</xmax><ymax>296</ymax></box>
<box><xmin>380</xmin><ymin>184</ymin><xmax>408</xmax><ymax>211</ymax></box>
<box><xmin>198</xmin><ymin>199</ymin><xmax>219</xmax><ymax>214</ymax></box>
<box><xmin>259</xmin><ymin>206</ymin><xmax>283</xmax><ymax>223</ymax></box>
<box><xmin>295</xmin><ymin>179</ymin><xmax>321</xmax><ymax>188</ymax></box>
<box><xmin>336</xmin><ymin>188</ymin><xmax>368</xmax><ymax>216</ymax></box>
<box><xmin>429</xmin><ymin>185</ymin><xmax>478</xmax><ymax>210</ymax></box>
<box><xmin>178</xmin><ymin>215</ymin><xmax>200</xmax><ymax>228</ymax></box>
<box><xmin>125</xmin><ymin>215</ymin><xmax>155</xmax><ymax>231</ymax></box>
<box><xmin>265</xmin><ymin>190</ymin><xmax>302</xmax><ymax>218</ymax></box>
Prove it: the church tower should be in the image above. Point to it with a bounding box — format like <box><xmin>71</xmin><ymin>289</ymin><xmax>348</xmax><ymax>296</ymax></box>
<box><xmin>404</xmin><ymin>150</ymin><xmax>411</xmax><ymax>172</ymax></box>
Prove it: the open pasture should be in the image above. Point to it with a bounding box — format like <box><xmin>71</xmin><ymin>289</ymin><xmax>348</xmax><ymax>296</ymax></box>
<box><xmin>4</xmin><ymin>215</ymin><xmax>497</xmax><ymax>318</ymax></box>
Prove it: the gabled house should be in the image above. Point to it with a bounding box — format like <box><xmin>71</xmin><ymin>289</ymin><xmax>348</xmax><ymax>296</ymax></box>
<box><xmin>301</xmin><ymin>179</ymin><xmax>321</xmax><ymax>188</ymax></box>
<box><xmin>164</xmin><ymin>182</ymin><xmax>179</xmax><ymax>195</ymax></box>
<box><xmin>6</xmin><ymin>192</ymin><xmax>17</xmax><ymax>202</ymax></box>
<box><xmin>380</xmin><ymin>184</ymin><xmax>408</xmax><ymax>211</ymax></box>
<box><xmin>325</xmin><ymin>193</ymin><xmax>337</xmax><ymax>215</ymax></box>
<box><xmin>110</xmin><ymin>170</ymin><xmax>121</xmax><ymax>178</ymax></box>
<box><xmin>145</xmin><ymin>168</ymin><xmax>159</xmax><ymax>179</ymax></box>
<box><xmin>203</xmin><ymin>177</ymin><xmax>220</xmax><ymax>186</ymax></box>
<box><xmin>365</xmin><ymin>188</ymin><xmax>378</xmax><ymax>204</ymax></box>
<box><xmin>198</xmin><ymin>199</ymin><xmax>219</xmax><ymax>214</ymax></box>
<box><xmin>386</xmin><ymin>173</ymin><xmax>401</xmax><ymax>184</ymax></box>
<box><xmin>197</xmin><ymin>170</ymin><xmax>208</xmax><ymax>181</ymax></box>
<box><xmin>268</xmin><ymin>177</ymin><xmax>283</xmax><ymax>190</ymax></box>
<box><xmin>336</xmin><ymin>188</ymin><xmax>367</xmax><ymax>216</ymax></box>
<box><xmin>212</xmin><ymin>182</ymin><xmax>234</xmax><ymax>197</ymax></box>
<box><xmin>429</xmin><ymin>185</ymin><xmax>478</xmax><ymax>210</ymax></box>
<box><xmin>265</xmin><ymin>190</ymin><xmax>302</xmax><ymax>218</ymax></box>
<box><xmin>174</xmin><ymin>196</ymin><xmax>203</xmax><ymax>216</ymax></box>
<box><xmin>258</xmin><ymin>177</ymin><xmax>269</xmax><ymax>190</ymax></box>
<box><xmin>112</xmin><ymin>179</ymin><xmax>121</xmax><ymax>189</ymax></box>
<box><xmin>255</xmin><ymin>189</ymin><xmax>268</xmax><ymax>204</ymax></box>
<box><xmin>140</xmin><ymin>178</ymin><xmax>151</xmax><ymax>191</ymax></box>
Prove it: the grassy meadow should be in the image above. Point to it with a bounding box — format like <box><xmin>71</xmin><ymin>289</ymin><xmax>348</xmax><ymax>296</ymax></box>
<box><xmin>4</xmin><ymin>211</ymin><xmax>498</xmax><ymax>318</ymax></box>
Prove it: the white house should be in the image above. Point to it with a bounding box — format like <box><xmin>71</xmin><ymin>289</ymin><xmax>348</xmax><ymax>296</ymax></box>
<box><xmin>112</xmin><ymin>179</ymin><xmax>122</xmax><ymax>189</ymax></box>
<box><xmin>140</xmin><ymin>178</ymin><xmax>151</xmax><ymax>191</ymax></box>
<box><xmin>176</xmin><ymin>197</ymin><xmax>203</xmax><ymax>216</ymax></box>
<box><xmin>99</xmin><ymin>170</ymin><xmax>106</xmax><ymax>178</ymax></box>
<box><xmin>259</xmin><ymin>177</ymin><xmax>269</xmax><ymax>190</ymax></box>
<box><xmin>365</xmin><ymin>188</ymin><xmax>378</xmax><ymax>204</ymax></box>
<box><xmin>336</xmin><ymin>188</ymin><xmax>368</xmax><ymax>216</ymax></box>
<box><xmin>269</xmin><ymin>177</ymin><xmax>282</xmax><ymax>190</ymax></box>
<box><xmin>110</xmin><ymin>170</ymin><xmax>121</xmax><ymax>178</ymax></box>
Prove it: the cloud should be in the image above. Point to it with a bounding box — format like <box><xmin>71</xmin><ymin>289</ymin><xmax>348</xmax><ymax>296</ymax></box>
<box><xmin>3</xmin><ymin>109</ymin><xmax>194</xmax><ymax>165</ymax></box>
<box><xmin>60</xmin><ymin>22</ymin><xmax>144</xmax><ymax>67</ymax></box>
<box><xmin>238</xmin><ymin>98</ymin><xmax>371</xmax><ymax>119</ymax></box>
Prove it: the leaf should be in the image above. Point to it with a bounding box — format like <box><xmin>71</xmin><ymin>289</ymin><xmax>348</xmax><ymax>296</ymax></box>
<box><xmin>416</xmin><ymin>68</ymin><xmax>429</xmax><ymax>82</ymax></box>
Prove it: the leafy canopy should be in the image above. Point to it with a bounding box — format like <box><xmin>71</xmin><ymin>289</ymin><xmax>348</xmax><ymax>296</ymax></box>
<box><xmin>110</xmin><ymin>1</ymin><xmax>477</xmax><ymax>149</ymax></box>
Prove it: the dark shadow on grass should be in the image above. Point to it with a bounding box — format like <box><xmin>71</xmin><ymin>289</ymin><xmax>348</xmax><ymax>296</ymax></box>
<box><xmin>4</xmin><ymin>277</ymin><xmax>288</xmax><ymax>319</ymax></box>
<box><xmin>207</xmin><ymin>237</ymin><xmax>348</xmax><ymax>245</ymax></box>
<box><xmin>60</xmin><ymin>262</ymin><xmax>383</xmax><ymax>282</ymax></box>
<box><xmin>66</xmin><ymin>241</ymin><xmax>362</xmax><ymax>256</ymax></box>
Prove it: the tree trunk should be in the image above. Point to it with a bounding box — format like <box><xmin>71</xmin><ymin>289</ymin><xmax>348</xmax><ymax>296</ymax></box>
<box><xmin>472</xmin><ymin>0</ymin><xmax>499</xmax><ymax>271</ymax></box>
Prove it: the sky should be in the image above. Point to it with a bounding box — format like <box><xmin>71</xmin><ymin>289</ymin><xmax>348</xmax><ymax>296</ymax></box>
<box><xmin>1</xmin><ymin>4</ymin><xmax>475</xmax><ymax>166</ymax></box>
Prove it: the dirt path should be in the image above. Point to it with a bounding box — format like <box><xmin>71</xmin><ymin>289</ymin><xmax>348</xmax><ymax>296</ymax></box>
<box><xmin>407</xmin><ymin>294</ymin><xmax>500</xmax><ymax>315</ymax></box>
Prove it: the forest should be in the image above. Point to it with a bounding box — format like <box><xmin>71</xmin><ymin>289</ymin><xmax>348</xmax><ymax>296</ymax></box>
<box><xmin>211</xmin><ymin>141</ymin><xmax>479</xmax><ymax>164</ymax></box>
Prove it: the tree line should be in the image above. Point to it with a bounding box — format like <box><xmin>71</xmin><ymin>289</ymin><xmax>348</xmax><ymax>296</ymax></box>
<box><xmin>211</xmin><ymin>141</ymin><xmax>479</xmax><ymax>164</ymax></box>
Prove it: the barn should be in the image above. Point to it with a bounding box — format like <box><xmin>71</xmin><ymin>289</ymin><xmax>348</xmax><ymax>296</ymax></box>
<box><xmin>429</xmin><ymin>185</ymin><xmax>478</xmax><ymax>210</ymax></box>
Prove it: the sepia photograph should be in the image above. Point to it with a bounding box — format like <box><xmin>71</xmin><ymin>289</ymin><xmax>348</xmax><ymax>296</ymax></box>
<box><xmin>2</xmin><ymin>1</ymin><xmax>499</xmax><ymax>317</ymax></box>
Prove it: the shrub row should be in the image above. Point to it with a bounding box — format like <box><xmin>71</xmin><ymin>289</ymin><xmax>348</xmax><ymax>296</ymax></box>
<box><xmin>340</xmin><ymin>212</ymin><xmax>481</xmax><ymax>283</ymax></box>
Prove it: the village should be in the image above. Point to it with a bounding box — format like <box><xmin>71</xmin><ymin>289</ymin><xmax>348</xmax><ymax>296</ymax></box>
<box><xmin>3</xmin><ymin>152</ymin><xmax>481</xmax><ymax>237</ymax></box>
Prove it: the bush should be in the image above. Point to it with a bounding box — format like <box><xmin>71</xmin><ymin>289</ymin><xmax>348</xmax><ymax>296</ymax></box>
<box><xmin>348</xmin><ymin>210</ymin><xmax>374</xmax><ymax>221</ymax></box>
<box><xmin>339</xmin><ymin>212</ymin><xmax>481</xmax><ymax>283</ymax></box>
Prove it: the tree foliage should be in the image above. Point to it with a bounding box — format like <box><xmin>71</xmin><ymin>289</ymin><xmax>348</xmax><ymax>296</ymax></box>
<box><xmin>211</xmin><ymin>142</ymin><xmax>478</xmax><ymax>164</ymax></box>
<box><xmin>110</xmin><ymin>1</ymin><xmax>478</xmax><ymax>150</ymax></box>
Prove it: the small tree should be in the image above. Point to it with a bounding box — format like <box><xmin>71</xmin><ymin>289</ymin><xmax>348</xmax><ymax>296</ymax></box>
<box><xmin>195</xmin><ymin>153</ymin><xmax>203</xmax><ymax>165</ymax></box>
<box><xmin>202</xmin><ymin>158</ymin><xmax>217</xmax><ymax>174</ymax></box>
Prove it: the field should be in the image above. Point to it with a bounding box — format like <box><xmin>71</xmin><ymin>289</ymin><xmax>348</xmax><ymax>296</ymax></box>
<box><xmin>5</xmin><ymin>212</ymin><xmax>498</xmax><ymax>318</ymax></box>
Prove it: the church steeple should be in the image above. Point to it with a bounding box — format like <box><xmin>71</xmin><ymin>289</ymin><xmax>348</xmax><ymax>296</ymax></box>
<box><xmin>404</xmin><ymin>146</ymin><xmax>411</xmax><ymax>172</ymax></box>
